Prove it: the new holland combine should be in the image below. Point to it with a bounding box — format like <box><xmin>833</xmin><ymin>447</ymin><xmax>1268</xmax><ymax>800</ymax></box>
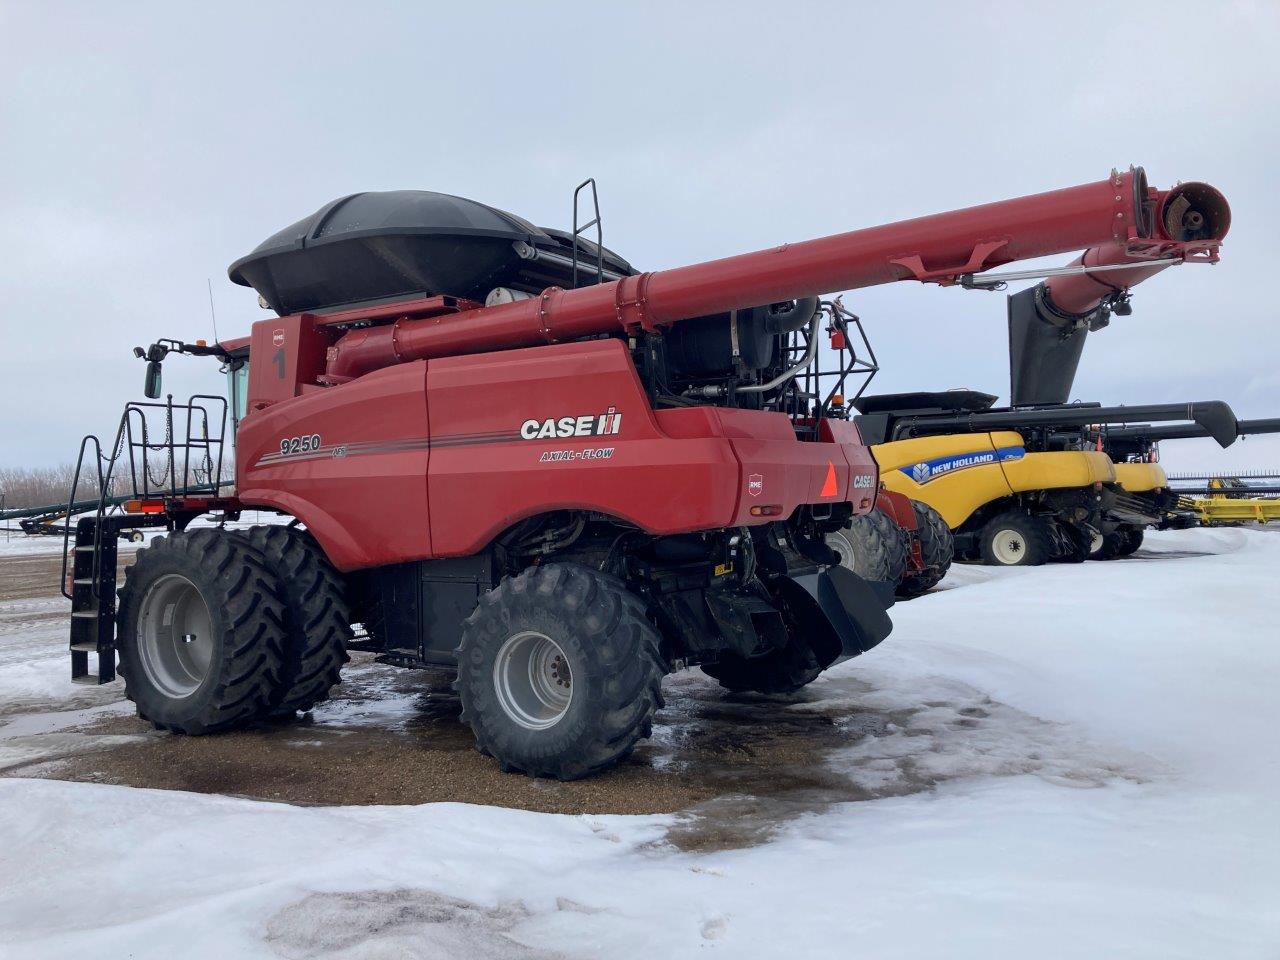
<box><xmin>850</xmin><ymin>392</ymin><xmax>1239</xmax><ymax>565</ymax></box>
<box><xmin>60</xmin><ymin>168</ymin><xmax>1228</xmax><ymax>779</ymax></box>
<box><xmin>1084</xmin><ymin>418</ymin><xmax>1280</xmax><ymax>552</ymax></box>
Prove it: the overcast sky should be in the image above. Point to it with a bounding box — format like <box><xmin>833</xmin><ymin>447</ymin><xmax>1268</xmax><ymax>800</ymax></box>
<box><xmin>2</xmin><ymin>0</ymin><xmax>1277</xmax><ymax>475</ymax></box>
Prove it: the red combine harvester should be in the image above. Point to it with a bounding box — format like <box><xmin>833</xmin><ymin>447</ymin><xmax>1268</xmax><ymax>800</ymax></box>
<box><xmin>62</xmin><ymin>169</ymin><xmax>1228</xmax><ymax>779</ymax></box>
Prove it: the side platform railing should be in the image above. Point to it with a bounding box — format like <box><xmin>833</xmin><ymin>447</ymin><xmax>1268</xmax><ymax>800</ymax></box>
<box><xmin>61</xmin><ymin>395</ymin><xmax>229</xmax><ymax>684</ymax></box>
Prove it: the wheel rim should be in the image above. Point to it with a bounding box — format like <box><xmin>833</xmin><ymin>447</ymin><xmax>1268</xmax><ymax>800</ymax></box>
<box><xmin>1090</xmin><ymin>531</ymin><xmax>1105</xmax><ymax>555</ymax></box>
<box><xmin>991</xmin><ymin>529</ymin><xmax>1027</xmax><ymax>565</ymax></box>
<box><xmin>826</xmin><ymin>529</ymin><xmax>855</xmax><ymax>571</ymax></box>
<box><xmin>137</xmin><ymin>573</ymin><xmax>215</xmax><ymax>699</ymax></box>
<box><xmin>493</xmin><ymin>631</ymin><xmax>573</xmax><ymax>730</ymax></box>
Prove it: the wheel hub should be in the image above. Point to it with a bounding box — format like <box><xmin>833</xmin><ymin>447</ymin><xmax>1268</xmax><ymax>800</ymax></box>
<box><xmin>493</xmin><ymin>631</ymin><xmax>574</xmax><ymax>730</ymax></box>
<box><xmin>826</xmin><ymin>529</ymin><xmax>855</xmax><ymax>571</ymax></box>
<box><xmin>992</xmin><ymin>530</ymin><xmax>1026</xmax><ymax>565</ymax></box>
<box><xmin>137</xmin><ymin>573</ymin><xmax>214</xmax><ymax>698</ymax></box>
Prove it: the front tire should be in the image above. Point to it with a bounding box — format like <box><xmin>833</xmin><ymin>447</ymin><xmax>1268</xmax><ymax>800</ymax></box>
<box><xmin>455</xmin><ymin>563</ymin><xmax>666</xmax><ymax>780</ymax></box>
<box><xmin>116</xmin><ymin>530</ymin><xmax>286</xmax><ymax>734</ymax></box>
<box><xmin>980</xmin><ymin>510</ymin><xmax>1051</xmax><ymax>567</ymax></box>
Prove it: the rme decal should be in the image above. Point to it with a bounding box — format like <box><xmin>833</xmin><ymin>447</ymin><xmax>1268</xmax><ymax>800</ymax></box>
<box><xmin>902</xmin><ymin>446</ymin><xmax>1024</xmax><ymax>485</ymax></box>
<box><xmin>520</xmin><ymin>406</ymin><xmax>622</xmax><ymax>441</ymax></box>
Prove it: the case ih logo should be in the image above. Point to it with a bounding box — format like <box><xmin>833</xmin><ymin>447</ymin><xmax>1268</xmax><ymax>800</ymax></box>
<box><xmin>520</xmin><ymin>406</ymin><xmax>623</xmax><ymax>441</ymax></box>
<box><xmin>747</xmin><ymin>474</ymin><xmax>764</xmax><ymax>497</ymax></box>
<box><xmin>272</xmin><ymin>329</ymin><xmax>285</xmax><ymax>346</ymax></box>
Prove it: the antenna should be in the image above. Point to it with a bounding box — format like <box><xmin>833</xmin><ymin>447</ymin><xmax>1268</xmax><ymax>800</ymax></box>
<box><xmin>206</xmin><ymin>278</ymin><xmax>220</xmax><ymax>345</ymax></box>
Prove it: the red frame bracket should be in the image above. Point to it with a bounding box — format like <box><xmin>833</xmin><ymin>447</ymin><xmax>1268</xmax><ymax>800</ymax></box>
<box><xmin>890</xmin><ymin>239</ymin><xmax>1011</xmax><ymax>287</ymax></box>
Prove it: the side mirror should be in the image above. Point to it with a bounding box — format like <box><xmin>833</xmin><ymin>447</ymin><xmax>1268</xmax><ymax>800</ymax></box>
<box><xmin>144</xmin><ymin>360</ymin><xmax>163</xmax><ymax>399</ymax></box>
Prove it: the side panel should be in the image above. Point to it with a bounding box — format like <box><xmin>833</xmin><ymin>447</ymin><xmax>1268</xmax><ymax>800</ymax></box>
<box><xmin>236</xmin><ymin>362</ymin><xmax>432</xmax><ymax>570</ymax></box>
<box><xmin>1113</xmin><ymin>462</ymin><xmax>1167</xmax><ymax>493</ymax></box>
<box><xmin>426</xmin><ymin>339</ymin><xmax>741</xmax><ymax>556</ymax></box>
<box><xmin>246</xmin><ymin>314</ymin><xmax>332</xmax><ymax>408</ymax></box>
<box><xmin>1001</xmin><ymin>450</ymin><xmax>1116</xmax><ymax>491</ymax></box>
<box><xmin>425</xmin><ymin>339</ymin><xmax>881</xmax><ymax>557</ymax></box>
<box><xmin>717</xmin><ymin>411</ymin><xmax>877</xmax><ymax>523</ymax></box>
<box><xmin>874</xmin><ymin>432</ymin><xmax>1019</xmax><ymax>529</ymax></box>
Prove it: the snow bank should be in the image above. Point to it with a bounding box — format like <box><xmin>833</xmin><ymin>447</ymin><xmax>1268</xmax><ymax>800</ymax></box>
<box><xmin>1</xmin><ymin>528</ymin><xmax>1277</xmax><ymax>958</ymax></box>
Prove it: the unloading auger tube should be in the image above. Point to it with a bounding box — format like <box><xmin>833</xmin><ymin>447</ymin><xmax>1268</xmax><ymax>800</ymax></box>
<box><xmin>322</xmin><ymin>168</ymin><xmax>1229</xmax><ymax>381</ymax></box>
<box><xmin>1007</xmin><ymin>179</ymin><xmax>1230</xmax><ymax>406</ymax></box>
<box><xmin>1100</xmin><ymin>416</ymin><xmax>1280</xmax><ymax>444</ymax></box>
<box><xmin>887</xmin><ymin>400</ymin><xmax>1240</xmax><ymax>448</ymax></box>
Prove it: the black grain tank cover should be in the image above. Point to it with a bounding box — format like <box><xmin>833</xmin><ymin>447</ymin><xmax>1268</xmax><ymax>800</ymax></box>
<box><xmin>852</xmin><ymin>391</ymin><xmax>999</xmax><ymax>416</ymax></box>
<box><xmin>228</xmin><ymin>190</ymin><xmax>635</xmax><ymax>316</ymax></box>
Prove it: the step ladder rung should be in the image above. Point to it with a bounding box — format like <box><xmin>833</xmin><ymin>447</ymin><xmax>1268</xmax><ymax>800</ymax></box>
<box><xmin>69</xmin><ymin>640</ymin><xmax>100</xmax><ymax>652</ymax></box>
<box><xmin>71</xmin><ymin>674</ymin><xmax>102</xmax><ymax>685</ymax></box>
<box><xmin>72</xmin><ymin>577</ymin><xmax>95</xmax><ymax>586</ymax></box>
<box><xmin>71</xmin><ymin>610</ymin><xmax>99</xmax><ymax>619</ymax></box>
<box><xmin>74</xmin><ymin>545</ymin><xmax>95</xmax><ymax>552</ymax></box>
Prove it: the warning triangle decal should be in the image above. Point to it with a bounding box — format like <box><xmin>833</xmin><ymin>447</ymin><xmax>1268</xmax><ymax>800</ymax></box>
<box><xmin>820</xmin><ymin>461</ymin><xmax>838</xmax><ymax>498</ymax></box>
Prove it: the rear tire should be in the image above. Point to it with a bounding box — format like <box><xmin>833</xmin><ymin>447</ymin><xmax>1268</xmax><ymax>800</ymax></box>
<box><xmin>1115</xmin><ymin>526</ymin><xmax>1145</xmax><ymax>557</ymax></box>
<box><xmin>827</xmin><ymin>510</ymin><xmax>908</xmax><ymax>584</ymax></box>
<box><xmin>1092</xmin><ymin>529</ymin><xmax>1126</xmax><ymax>561</ymax></box>
<box><xmin>455</xmin><ymin>563</ymin><xmax>666</xmax><ymax>780</ymax></box>
<box><xmin>241</xmin><ymin>526</ymin><xmax>352</xmax><ymax>715</ymax></box>
<box><xmin>980</xmin><ymin>510</ymin><xmax>1051</xmax><ymax>567</ymax></box>
<box><xmin>897</xmin><ymin>501</ymin><xmax>953</xmax><ymax>597</ymax></box>
<box><xmin>116</xmin><ymin>529</ymin><xmax>286</xmax><ymax>734</ymax></box>
<box><xmin>1057</xmin><ymin>524</ymin><xmax>1092</xmax><ymax>564</ymax></box>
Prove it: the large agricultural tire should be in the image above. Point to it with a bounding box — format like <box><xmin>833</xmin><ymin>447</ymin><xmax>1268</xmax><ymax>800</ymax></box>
<box><xmin>116</xmin><ymin>529</ymin><xmax>286</xmax><ymax>735</ymax></box>
<box><xmin>827</xmin><ymin>510</ymin><xmax>908</xmax><ymax>585</ymax></box>
<box><xmin>979</xmin><ymin>510</ymin><xmax>1051</xmax><ymax>567</ymax></box>
<box><xmin>241</xmin><ymin>526</ymin><xmax>351</xmax><ymax>715</ymax></box>
<box><xmin>897</xmin><ymin>501</ymin><xmax>953</xmax><ymax>598</ymax></box>
<box><xmin>1057</xmin><ymin>525</ymin><xmax>1092</xmax><ymax>564</ymax></box>
<box><xmin>455</xmin><ymin>563</ymin><xmax>666</xmax><ymax>780</ymax></box>
<box><xmin>1115</xmin><ymin>526</ymin><xmax>1145</xmax><ymax>557</ymax></box>
<box><xmin>1091</xmin><ymin>530</ymin><xmax>1126</xmax><ymax>561</ymax></box>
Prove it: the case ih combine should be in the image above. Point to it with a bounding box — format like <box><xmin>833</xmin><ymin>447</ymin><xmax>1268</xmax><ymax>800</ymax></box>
<box><xmin>62</xmin><ymin>168</ymin><xmax>1228</xmax><ymax>779</ymax></box>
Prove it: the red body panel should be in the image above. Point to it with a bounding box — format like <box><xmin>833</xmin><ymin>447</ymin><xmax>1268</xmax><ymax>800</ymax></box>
<box><xmin>236</xmin><ymin>362</ymin><xmax>434</xmax><ymax>569</ymax></box>
<box><xmin>236</xmin><ymin>339</ymin><xmax>877</xmax><ymax>571</ymax></box>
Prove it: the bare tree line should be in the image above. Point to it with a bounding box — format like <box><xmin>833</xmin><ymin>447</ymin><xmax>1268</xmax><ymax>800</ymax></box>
<box><xmin>1</xmin><ymin>455</ymin><xmax>235</xmax><ymax>513</ymax></box>
<box><xmin>0</xmin><ymin>465</ymin><xmax>85</xmax><ymax>511</ymax></box>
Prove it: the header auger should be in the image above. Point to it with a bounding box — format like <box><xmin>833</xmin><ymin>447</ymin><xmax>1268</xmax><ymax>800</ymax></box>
<box><xmin>65</xmin><ymin>167</ymin><xmax>1229</xmax><ymax>779</ymax></box>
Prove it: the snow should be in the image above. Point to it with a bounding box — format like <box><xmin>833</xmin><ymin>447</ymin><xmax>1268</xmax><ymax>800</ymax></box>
<box><xmin>2</xmin><ymin>528</ymin><xmax>1279</xmax><ymax>958</ymax></box>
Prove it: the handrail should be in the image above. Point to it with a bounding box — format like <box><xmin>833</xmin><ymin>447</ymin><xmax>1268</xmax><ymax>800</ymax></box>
<box><xmin>60</xmin><ymin>395</ymin><xmax>229</xmax><ymax>602</ymax></box>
